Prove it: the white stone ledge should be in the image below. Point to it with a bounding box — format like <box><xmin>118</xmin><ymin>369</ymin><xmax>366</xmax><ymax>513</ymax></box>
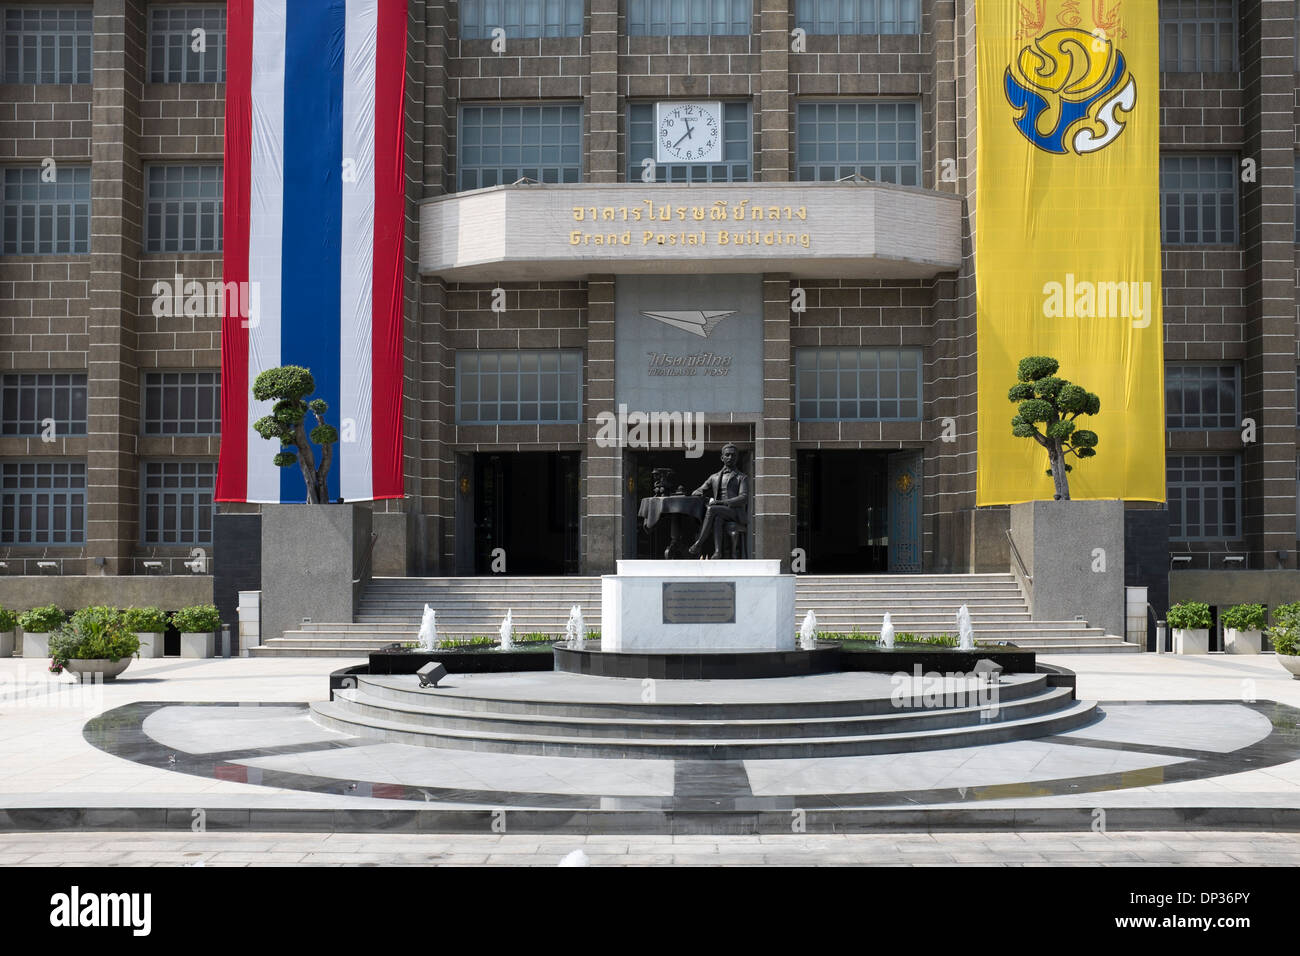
<box><xmin>419</xmin><ymin>180</ymin><xmax>962</xmax><ymax>282</ymax></box>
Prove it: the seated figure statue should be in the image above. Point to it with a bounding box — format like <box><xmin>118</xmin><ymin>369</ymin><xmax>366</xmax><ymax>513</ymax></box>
<box><xmin>687</xmin><ymin>443</ymin><xmax>749</xmax><ymax>559</ymax></box>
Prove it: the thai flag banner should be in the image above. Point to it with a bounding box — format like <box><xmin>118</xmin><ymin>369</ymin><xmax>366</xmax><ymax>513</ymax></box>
<box><xmin>217</xmin><ymin>0</ymin><xmax>406</xmax><ymax>503</ymax></box>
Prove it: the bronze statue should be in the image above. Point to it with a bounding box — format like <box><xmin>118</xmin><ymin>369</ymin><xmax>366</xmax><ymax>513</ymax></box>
<box><xmin>687</xmin><ymin>443</ymin><xmax>749</xmax><ymax>559</ymax></box>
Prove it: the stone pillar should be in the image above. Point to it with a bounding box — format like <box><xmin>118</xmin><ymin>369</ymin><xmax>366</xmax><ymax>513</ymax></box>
<box><xmin>587</xmin><ymin>0</ymin><xmax>619</xmax><ymax>182</ymax></box>
<box><xmin>1240</xmin><ymin>0</ymin><xmax>1298</xmax><ymax>569</ymax></box>
<box><xmin>86</xmin><ymin>0</ymin><xmax>144</xmax><ymax>574</ymax></box>
<box><xmin>757</xmin><ymin>0</ymin><xmax>790</xmax><ymax>182</ymax></box>
<box><xmin>756</xmin><ymin>275</ymin><xmax>792</xmax><ymax>565</ymax></box>
<box><xmin>583</xmin><ymin>276</ymin><xmax>620</xmax><ymax>572</ymax></box>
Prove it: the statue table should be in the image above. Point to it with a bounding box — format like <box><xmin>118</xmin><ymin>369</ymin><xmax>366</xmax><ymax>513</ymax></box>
<box><xmin>637</xmin><ymin>495</ymin><xmax>706</xmax><ymax>559</ymax></box>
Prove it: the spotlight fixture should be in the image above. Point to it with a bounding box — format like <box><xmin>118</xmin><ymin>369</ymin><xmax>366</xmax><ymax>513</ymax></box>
<box><xmin>417</xmin><ymin>661</ymin><xmax>448</xmax><ymax>688</ymax></box>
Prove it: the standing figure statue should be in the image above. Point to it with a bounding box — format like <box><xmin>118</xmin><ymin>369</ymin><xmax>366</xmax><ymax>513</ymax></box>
<box><xmin>687</xmin><ymin>443</ymin><xmax>750</xmax><ymax>559</ymax></box>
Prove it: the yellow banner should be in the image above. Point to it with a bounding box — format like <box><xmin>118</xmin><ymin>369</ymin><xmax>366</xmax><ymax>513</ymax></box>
<box><xmin>975</xmin><ymin>0</ymin><xmax>1164</xmax><ymax>505</ymax></box>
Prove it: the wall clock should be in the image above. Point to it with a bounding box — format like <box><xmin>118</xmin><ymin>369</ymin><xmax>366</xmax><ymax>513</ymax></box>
<box><xmin>654</xmin><ymin>101</ymin><xmax>723</xmax><ymax>164</ymax></box>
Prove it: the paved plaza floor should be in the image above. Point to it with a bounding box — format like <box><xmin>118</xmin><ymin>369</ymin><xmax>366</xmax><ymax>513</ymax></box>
<box><xmin>1</xmin><ymin>652</ymin><xmax>1298</xmax><ymax>863</ymax></box>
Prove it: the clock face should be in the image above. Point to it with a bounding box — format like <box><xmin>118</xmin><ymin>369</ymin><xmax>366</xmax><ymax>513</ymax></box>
<box><xmin>654</xmin><ymin>102</ymin><xmax>723</xmax><ymax>165</ymax></box>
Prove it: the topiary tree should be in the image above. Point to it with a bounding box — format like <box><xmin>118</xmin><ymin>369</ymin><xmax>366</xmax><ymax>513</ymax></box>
<box><xmin>251</xmin><ymin>366</ymin><xmax>339</xmax><ymax>504</ymax></box>
<box><xmin>1008</xmin><ymin>355</ymin><xmax>1100</xmax><ymax>501</ymax></box>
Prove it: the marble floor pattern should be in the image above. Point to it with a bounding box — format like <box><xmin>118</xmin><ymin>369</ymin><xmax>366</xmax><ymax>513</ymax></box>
<box><xmin>1</xmin><ymin>655</ymin><xmax>1298</xmax><ymax>822</ymax></box>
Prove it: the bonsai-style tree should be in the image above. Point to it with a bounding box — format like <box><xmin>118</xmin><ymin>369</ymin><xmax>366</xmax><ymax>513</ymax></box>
<box><xmin>252</xmin><ymin>365</ymin><xmax>339</xmax><ymax>503</ymax></box>
<box><xmin>1008</xmin><ymin>355</ymin><xmax>1100</xmax><ymax>501</ymax></box>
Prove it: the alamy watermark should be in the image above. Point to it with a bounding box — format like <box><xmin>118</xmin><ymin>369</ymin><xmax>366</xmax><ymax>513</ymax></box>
<box><xmin>151</xmin><ymin>273</ymin><xmax>260</xmax><ymax>327</ymax></box>
<box><xmin>1042</xmin><ymin>273</ymin><xmax>1154</xmax><ymax>329</ymax></box>
<box><xmin>593</xmin><ymin>403</ymin><xmax>704</xmax><ymax>459</ymax></box>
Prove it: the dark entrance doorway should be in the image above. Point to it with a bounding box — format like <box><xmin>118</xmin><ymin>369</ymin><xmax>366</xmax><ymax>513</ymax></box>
<box><xmin>796</xmin><ymin>450</ymin><xmax>923</xmax><ymax>573</ymax></box>
<box><xmin>471</xmin><ymin>452</ymin><xmax>579</xmax><ymax>575</ymax></box>
<box><xmin>629</xmin><ymin>449</ymin><xmax>749</xmax><ymax>560</ymax></box>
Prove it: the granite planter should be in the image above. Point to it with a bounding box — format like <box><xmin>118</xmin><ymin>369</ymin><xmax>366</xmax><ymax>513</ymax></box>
<box><xmin>1278</xmin><ymin>655</ymin><xmax>1300</xmax><ymax>680</ymax></box>
<box><xmin>0</xmin><ymin>630</ymin><xmax>12</xmax><ymax>658</ymax></box>
<box><xmin>135</xmin><ymin>632</ymin><xmax>164</xmax><ymax>659</ymax></box>
<box><xmin>180</xmin><ymin>631</ymin><xmax>214</xmax><ymax>659</ymax></box>
<box><xmin>1173</xmin><ymin>628</ymin><xmax>1209</xmax><ymax>655</ymax></box>
<box><xmin>21</xmin><ymin>631</ymin><xmax>51</xmax><ymax>659</ymax></box>
<box><xmin>1224</xmin><ymin>628</ymin><xmax>1262</xmax><ymax>655</ymax></box>
<box><xmin>64</xmin><ymin>658</ymin><xmax>132</xmax><ymax>682</ymax></box>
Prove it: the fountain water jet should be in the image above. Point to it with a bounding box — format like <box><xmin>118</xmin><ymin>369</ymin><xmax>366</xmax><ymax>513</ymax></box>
<box><xmin>799</xmin><ymin>610</ymin><xmax>818</xmax><ymax>651</ymax></box>
<box><xmin>499</xmin><ymin>609</ymin><xmax>514</xmax><ymax>652</ymax></box>
<box><xmin>418</xmin><ymin>604</ymin><xmax>438</xmax><ymax>652</ymax></box>
<box><xmin>957</xmin><ymin>604</ymin><xmax>975</xmax><ymax>651</ymax></box>
<box><xmin>565</xmin><ymin>605</ymin><xmax>586</xmax><ymax>651</ymax></box>
<box><xmin>880</xmin><ymin>611</ymin><xmax>895</xmax><ymax>649</ymax></box>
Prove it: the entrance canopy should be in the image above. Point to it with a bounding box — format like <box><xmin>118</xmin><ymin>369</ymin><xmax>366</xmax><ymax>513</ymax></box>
<box><xmin>418</xmin><ymin>181</ymin><xmax>963</xmax><ymax>281</ymax></box>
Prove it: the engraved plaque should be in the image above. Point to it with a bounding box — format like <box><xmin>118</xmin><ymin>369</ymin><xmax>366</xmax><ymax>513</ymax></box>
<box><xmin>662</xmin><ymin>582</ymin><xmax>736</xmax><ymax>624</ymax></box>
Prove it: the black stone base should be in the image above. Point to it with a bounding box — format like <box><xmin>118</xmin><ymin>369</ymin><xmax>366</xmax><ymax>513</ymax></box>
<box><xmin>554</xmin><ymin>642</ymin><xmax>843</xmax><ymax>679</ymax></box>
<box><xmin>366</xmin><ymin>648</ymin><xmax>555</xmax><ymax>675</ymax></box>
<box><xmin>838</xmin><ymin>644</ymin><xmax>1037</xmax><ymax>674</ymax></box>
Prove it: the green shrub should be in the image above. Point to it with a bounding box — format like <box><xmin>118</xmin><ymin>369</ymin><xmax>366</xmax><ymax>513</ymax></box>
<box><xmin>48</xmin><ymin>613</ymin><xmax>139</xmax><ymax>671</ymax></box>
<box><xmin>121</xmin><ymin>606</ymin><xmax>169</xmax><ymax>633</ymax></box>
<box><xmin>18</xmin><ymin>605</ymin><xmax>65</xmax><ymax>633</ymax></box>
<box><xmin>1220</xmin><ymin>603</ymin><xmax>1265</xmax><ymax>632</ymax></box>
<box><xmin>1167</xmin><ymin>601</ymin><xmax>1211</xmax><ymax>630</ymax></box>
<box><xmin>0</xmin><ymin>606</ymin><xmax>17</xmax><ymax>631</ymax></box>
<box><xmin>171</xmin><ymin>604</ymin><xmax>220</xmax><ymax>633</ymax></box>
<box><xmin>1267</xmin><ymin>602</ymin><xmax>1300</xmax><ymax>656</ymax></box>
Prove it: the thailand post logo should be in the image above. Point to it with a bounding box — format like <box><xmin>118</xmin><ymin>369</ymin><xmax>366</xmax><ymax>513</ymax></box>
<box><xmin>1004</xmin><ymin>27</ymin><xmax>1136</xmax><ymax>156</ymax></box>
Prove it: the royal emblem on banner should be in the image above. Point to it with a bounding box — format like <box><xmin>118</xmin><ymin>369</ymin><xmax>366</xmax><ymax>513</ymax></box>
<box><xmin>1004</xmin><ymin>26</ymin><xmax>1136</xmax><ymax>156</ymax></box>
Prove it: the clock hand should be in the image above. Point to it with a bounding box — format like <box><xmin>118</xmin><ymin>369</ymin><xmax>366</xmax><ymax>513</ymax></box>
<box><xmin>673</xmin><ymin>128</ymin><xmax>692</xmax><ymax>148</ymax></box>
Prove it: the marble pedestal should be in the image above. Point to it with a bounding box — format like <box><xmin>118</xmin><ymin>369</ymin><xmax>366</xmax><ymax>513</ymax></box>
<box><xmin>600</xmin><ymin>559</ymin><xmax>795</xmax><ymax>653</ymax></box>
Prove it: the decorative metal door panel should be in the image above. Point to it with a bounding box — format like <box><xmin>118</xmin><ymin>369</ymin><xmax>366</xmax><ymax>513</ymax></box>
<box><xmin>887</xmin><ymin>451</ymin><xmax>923</xmax><ymax>573</ymax></box>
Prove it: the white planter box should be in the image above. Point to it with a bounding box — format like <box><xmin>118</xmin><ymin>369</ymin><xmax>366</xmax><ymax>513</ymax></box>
<box><xmin>135</xmin><ymin>632</ymin><xmax>164</xmax><ymax>659</ymax></box>
<box><xmin>1224</xmin><ymin>628</ymin><xmax>1262</xmax><ymax>655</ymax></box>
<box><xmin>0</xmin><ymin>630</ymin><xmax>12</xmax><ymax>657</ymax></box>
<box><xmin>21</xmin><ymin>631</ymin><xmax>51</xmax><ymax>659</ymax></box>
<box><xmin>1173</xmin><ymin>628</ymin><xmax>1209</xmax><ymax>655</ymax></box>
<box><xmin>180</xmin><ymin>631</ymin><xmax>214</xmax><ymax>659</ymax></box>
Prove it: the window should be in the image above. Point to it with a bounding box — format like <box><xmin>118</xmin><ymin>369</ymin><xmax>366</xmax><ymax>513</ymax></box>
<box><xmin>795</xmin><ymin>348</ymin><xmax>923</xmax><ymax>421</ymax></box>
<box><xmin>141</xmin><ymin>460</ymin><xmax>216</xmax><ymax>545</ymax></box>
<box><xmin>794</xmin><ymin>0</ymin><xmax>920</xmax><ymax>35</ymax></box>
<box><xmin>458</xmin><ymin>104</ymin><xmax>582</xmax><ymax>191</ymax></box>
<box><xmin>1</xmin><ymin>6</ymin><xmax>91</xmax><ymax>83</ymax></box>
<box><xmin>148</xmin><ymin>6</ymin><xmax>226</xmax><ymax>82</ymax></box>
<box><xmin>1168</xmin><ymin>454</ymin><xmax>1240</xmax><ymax>540</ymax></box>
<box><xmin>144</xmin><ymin>165</ymin><xmax>223</xmax><ymax>253</ymax></box>
<box><xmin>0</xmin><ymin>460</ymin><xmax>85</xmax><ymax>545</ymax></box>
<box><xmin>1160</xmin><ymin>154</ymin><xmax>1237</xmax><ymax>245</ymax></box>
<box><xmin>1159</xmin><ymin>0</ymin><xmax>1237</xmax><ymax>72</ymax></box>
<box><xmin>459</xmin><ymin>0</ymin><xmax>583</xmax><ymax>39</ymax></box>
<box><xmin>795</xmin><ymin>101</ymin><xmax>921</xmax><ymax>186</ymax></box>
<box><xmin>627</xmin><ymin>102</ymin><xmax>751</xmax><ymax>183</ymax></box>
<box><xmin>1</xmin><ymin>373</ymin><xmax>87</xmax><ymax>436</ymax></box>
<box><xmin>143</xmin><ymin>371</ymin><xmax>220</xmax><ymax>435</ymax></box>
<box><xmin>1165</xmin><ymin>365</ymin><xmax>1238</xmax><ymax>430</ymax></box>
<box><xmin>1</xmin><ymin>166</ymin><xmax>90</xmax><ymax>255</ymax></box>
<box><xmin>457</xmin><ymin>350</ymin><xmax>582</xmax><ymax>424</ymax></box>
<box><xmin>627</xmin><ymin>0</ymin><xmax>750</xmax><ymax>36</ymax></box>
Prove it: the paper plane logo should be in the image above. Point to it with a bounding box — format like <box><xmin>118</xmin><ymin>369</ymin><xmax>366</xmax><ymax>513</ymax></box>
<box><xmin>641</xmin><ymin>310</ymin><xmax>737</xmax><ymax>338</ymax></box>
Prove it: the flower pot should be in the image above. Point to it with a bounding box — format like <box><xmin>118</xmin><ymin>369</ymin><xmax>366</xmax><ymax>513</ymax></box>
<box><xmin>1173</xmin><ymin>628</ymin><xmax>1209</xmax><ymax>654</ymax></box>
<box><xmin>135</xmin><ymin>632</ymin><xmax>164</xmax><ymax>659</ymax></box>
<box><xmin>1278</xmin><ymin>655</ymin><xmax>1300</xmax><ymax>680</ymax></box>
<box><xmin>21</xmin><ymin>631</ymin><xmax>51</xmax><ymax>659</ymax></box>
<box><xmin>63</xmin><ymin>658</ymin><xmax>132</xmax><ymax>682</ymax></box>
<box><xmin>0</xmin><ymin>630</ymin><xmax>12</xmax><ymax>658</ymax></box>
<box><xmin>180</xmin><ymin>631</ymin><xmax>214</xmax><ymax>659</ymax></box>
<box><xmin>1224</xmin><ymin>628</ymin><xmax>1262</xmax><ymax>655</ymax></box>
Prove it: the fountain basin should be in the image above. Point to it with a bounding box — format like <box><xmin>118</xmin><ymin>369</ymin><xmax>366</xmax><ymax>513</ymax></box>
<box><xmin>554</xmin><ymin>640</ymin><xmax>841</xmax><ymax>680</ymax></box>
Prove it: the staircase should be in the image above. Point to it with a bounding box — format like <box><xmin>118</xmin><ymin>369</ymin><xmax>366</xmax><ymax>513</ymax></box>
<box><xmin>311</xmin><ymin>671</ymin><xmax>1099</xmax><ymax>759</ymax></box>
<box><xmin>250</xmin><ymin>572</ymin><xmax>1139</xmax><ymax>656</ymax></box>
